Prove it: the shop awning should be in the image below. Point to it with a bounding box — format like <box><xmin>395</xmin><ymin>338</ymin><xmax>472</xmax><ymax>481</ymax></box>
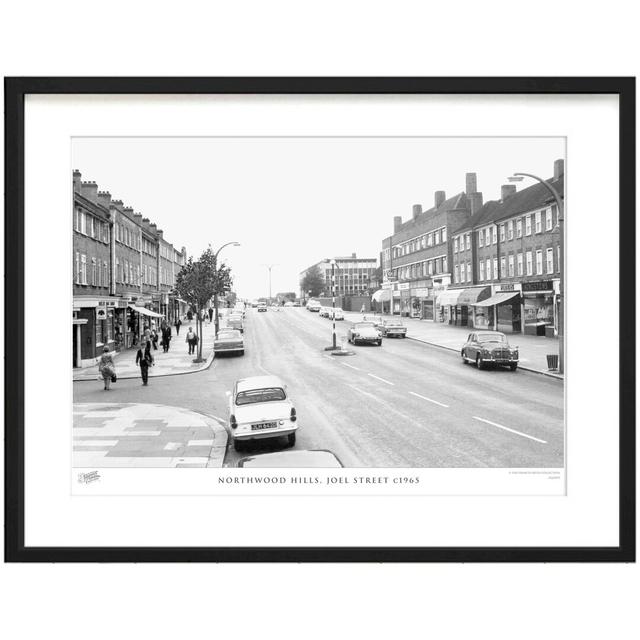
<box><xmin>436</xmin><ymin>289</ymin><xmax>463</xmax><ymax>306</ymax></box>
<box><xmin>372</xmin><ymin>289</ymin><xmax>391</xmax><ymax>302</ymax></box>
<box><xmin>128</xmin><ymin>304</ymin><xmax>164</xmax><ymax>318</ymax></box>
<box><xmin>457</xmin><ymin>286</ymin><xmax>491</xmax><ymax>305</ymax></box>
<box><xmin>473</xmin><ymin>291</ymin><xmax>521</xmax><ymax>307</ymax></box>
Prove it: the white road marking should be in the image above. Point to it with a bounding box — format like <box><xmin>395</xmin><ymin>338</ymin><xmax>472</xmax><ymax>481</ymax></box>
<box><xmin>341</xmin><ymin>362</ymin><xmax>361</xmax><ymax>371</ymax></box>
<box><xmin>408</xmin><ymin>391</ymin><xmax>449</xmax><ymax>408</ymax></box>
<box><xmin>473</xmin><ymin>416</ymin><xmax>547</xmax><ymax>444</ymax></box>
<box><xmin>187</xmin><ymin>439</ymin><xmax>214</xmax><ymax>446</ymax></box>
<box><xmin>368</xmin><ymin>373</ymin><xmax>394</xmax><ymax>385</ymax></box>
<box><xmin>348</xmin><ymin>384</ymin><xmax>379</xmax><ymax>400</ymax></box>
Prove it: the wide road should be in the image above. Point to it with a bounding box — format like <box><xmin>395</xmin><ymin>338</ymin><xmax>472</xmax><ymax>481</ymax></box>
<box><xmin>74</xmin><ymin>307</ymin><xmax>564</xmax><ymax>468</ymax></box>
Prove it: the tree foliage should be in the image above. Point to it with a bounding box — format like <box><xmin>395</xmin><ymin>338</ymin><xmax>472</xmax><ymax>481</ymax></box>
<box><xmin>301</xmin><ymin>265</ymin><xmax>324</xmax><ymax>297</ymax></box>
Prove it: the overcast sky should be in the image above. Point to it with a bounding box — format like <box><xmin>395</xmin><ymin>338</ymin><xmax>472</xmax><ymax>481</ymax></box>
<box><xmin>73</xmin><ymin>137</ymin><xmax>565</xmax><ymax>299</ymax></box>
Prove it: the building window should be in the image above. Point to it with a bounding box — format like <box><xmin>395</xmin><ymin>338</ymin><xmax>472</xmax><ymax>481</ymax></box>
<box><xmin>526</xmin><ymin>251</ymin><xmax>533</xmax><ymax>276</ymax></box>
<box><xmin>443</xmin><ymin>257</ymin><xmax>448</xmax><ymax>273</ymax></box>
<box><xmin>428</xmin><ymin>261</ymin><xmax>433</xmax><ymax>275</ymax></box>
<box><xmin>546</xmin><ymin>208</ymin><xmax>553</xmax><ymax>231</ymax></box>
<box><xmin>466</xmin><ymin>262</ymin><xmax>471</xmax><ymax>282</ymax></box>
<box><xmin>517</xmin><ymin>253</ymin><xmax>523</xmax><ymax>276</ymax></box>
<box><xmin>80</xmin><ymin>254</ymin><xmax>87</xmax><ymax>285</ymax></box>
<box><xmin>535</xmin><ymin>211</ymin><xmax>542</xmax><ymax>233</ymax></box>
<box><xmin>493</xmin><ymin>258</ymin><xmax>498</xmax><ymax>279</ymax></box>
<box><xmin>479</xmin><ymin>261</ymin><xmax>485</xmax><ymax>281</ymax></box>
<box><xmin>508</xmin><ymin>255</ymin><xmax>514</xmax><ymax>277</ymax></box>
<box><xmin>499</xmin><ymin>224</ymin><xmax>505</xmax><ymax>242</ymax></box>
<box><xmin>500</xmin><ymin>257</ymin><xmax>506</xmax><ymax>278</ymax></box>
<box><xmin>74</xmin><ymin>209</ymin><xmax>80</xmax><ymax>232</ymax></box>
<box><xmin>516</xmin><ymin>218</ymin><xmax>523</xmax><ymax>238</ymax></box>
<box><xmin>485</xmin><ymin>228</ymin><xmax>491</xmax><ymax>246</ymax></box>
<box><xmin>427</xmin><ymin>234</ymin><xmax>432</xmax><ymax>247</ymax></box>
<box><xmin>454</xmin><ymin>265</ymin><xmax>459</xmax><ymax>283</ymax></box>
<box><xmin>536</xmin><ymin>250</ymin><xmax>543</xmax><ymax>275</ymax></box>
<box><xmin>441</xmin><ymin>228</ymin><xmax>447</xmax><ymax>243</ymax></box>
<box><xmin>557</xmin><ymin>246</ymin><xmax>561</xmax><ymax>273</ymax></box>
<box><xmin>525</xmin><ymin>215</ymin><xmax>532</xmax><ymax>236</ymax></box>
<box><xmin>486</xmin><ymin>258</ymin><xmax>491</xmax><ymax>281</ymax></box>
<box><xmin>91</xmin><ymin>258</ymin><xmax>97</xmax><ymax>285</ymax></box>
<box><xmin>75</xmin><ymin>252</ymin><xmax>80</xmax><ymax>284</ymax></box>
<box><xmin>546</xmin><ymin>248</ymin><xmax>554</xmax><ymax>274</ymax></box>
<box><xmin>454</xmin><ymin>237</ymin><xmax>458</xmax><ymax>253</ymax></box>
<box><xmin>103</xmin><ymin>261</ymin><xmax>108</xmax><ymax>287</ymax></box>
<box><xmin>478</xmin><ymin>230</ymin><xmax>483</xmax><ymax>248</ymax></box>
<box><xmin>466</xmin><ymin>234</ymin><xmax>470</xmax><ymax>250</ymax></box>
<box><xmin>507</xmin><ymin>220</ymin><xmax>514</xmax><ymax>240</ymax></box>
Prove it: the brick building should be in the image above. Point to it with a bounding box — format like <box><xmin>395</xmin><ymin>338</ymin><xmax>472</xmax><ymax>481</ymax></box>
<box><xmin>73</xmin><ymin>171</ymin><xmax>188</xmax><ymax>367</ymax></box>
<box><xmin>377</xmin><ymin>173</ymin><xmax>482</xmax><ymax>319</ymax></box>
<box><xmin>450</xmin><ymin>159</ymin><xmax>564</xmax><ymax>336</ymax></box>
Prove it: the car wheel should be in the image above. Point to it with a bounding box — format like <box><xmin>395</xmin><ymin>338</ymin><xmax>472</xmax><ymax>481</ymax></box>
<box><xmin>509</xmin><ymin>363</ymin><xmax>518</xmax><ymax>371</ymax></box>
<box><xmin>476</xmin><ymin>355</ymin><xmax>485</xmax><ymax>370</ymax></box>
<box><xmin>287</xmin><ymin>433</ymin><xmax>296</xmax><ymax>447</ymax></box>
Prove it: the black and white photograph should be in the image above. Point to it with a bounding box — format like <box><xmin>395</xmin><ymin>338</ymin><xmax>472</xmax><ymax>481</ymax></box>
<box><xmin>71</xmin><ymin>136</ymin><xmax>566</xmax><ymax>477</ymax></box>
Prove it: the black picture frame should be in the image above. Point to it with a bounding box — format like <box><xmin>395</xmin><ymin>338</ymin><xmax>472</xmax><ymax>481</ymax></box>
<box><xmin>4</xmin><ymin>77</ymin><xmax>635</xmax><ymax>563</ymax></box>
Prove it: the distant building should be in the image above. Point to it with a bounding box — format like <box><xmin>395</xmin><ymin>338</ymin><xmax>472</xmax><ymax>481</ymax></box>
<box><xmin>299</xmin><ymin>253</ymin><xmax>378</xmax><ymax>299</ymax></box>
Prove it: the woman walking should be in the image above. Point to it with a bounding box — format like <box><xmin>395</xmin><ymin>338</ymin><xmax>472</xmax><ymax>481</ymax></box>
<box><xmin>135</xmin><ymin>341</ymin><xmax>154</xmax><ymax>385</ymax></box>
<box><xmin>98</xmin><ymin>346</ymin><xmax>116</xmax><ymax>391</ymax></box>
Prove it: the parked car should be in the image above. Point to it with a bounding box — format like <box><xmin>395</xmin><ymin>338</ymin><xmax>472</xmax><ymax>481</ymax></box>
<box><xmin>227</xmin><ymin>375</ymin><xmax>298</xmax><ymax>451</ymax></box>
<box><xmin>461</xmin><ymin>331</ymin><xmax>519</xmax><ymax>371</ymax></box>
<box><xmin>292</xmin><ymin>301</ymin><xmax>301</xmax><ymax>307</ymax></box>
<box><xmin>214</xmin><ymin>329</ymin><xmax>244</xmax><ymax>356</ymax></box>
<box><xmin>319</xmin><ymin>306</ymin><xmax>329</xmax><ymax>317</ymax></box>
<box><xmin>257</xmin><ymin>302</ymin><xmax>267</xmax><ymax>312</ymax></box>
<box><xmin>237</xmin><ymin>449</ymin><xmax>343</xmax><ymax>468</ymax></box>
<box><xmin>378</xmin><ymin>319</ymin><xmax>407</xmax><ymax>338</ymax></box>
<box><xmin>328</xmin><ymin>307</ymin><xmax>345</xmax><ymax>320</ymax></box>
<box><xmin>306</xmin><ymin>300</ymin><xmax>321</xmax><ymax>312</ymax></box>
<box><xmin>284</xmin><ymin>301</ymin><xmax>294</xmax><ymax>307</ymax></box>
<box><xmin>251</xmin><ymin>301</ymin><xmax>259</xmax><ymax>308</ymax></box>
<box><xmin>347</xmin><ymin>321</ymin><xmax>382</xmax><ymax>346</ymax></box>
<box><xmin>225</xmin><ymin>315</ymin><xmax>244</xmax><ymax>333</ymax></box>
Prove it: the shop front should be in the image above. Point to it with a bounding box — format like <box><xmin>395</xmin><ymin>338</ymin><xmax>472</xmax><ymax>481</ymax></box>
<box><xmin>399</xmin><ymin>284</ymin><xmax>411</xmax><ymax>316</ymax></box>
<box><xmin>372</xmin><ymin>287</ymin><xmax>391</xmax><ymax>314</ymax></box>
<box><xmin>73</xmin><ymin>296</ymin><xmax>126</xmax><ymax>367</ymax></box>
<box><xmin>522</xmin><ymin>280</ymin><xmax>555</xmax><ymax>337</ymax></box>
<box><xmin>411</xmin><ymin>286</ymin><xmax>431</xmax><ymax>320</ymax></box>
<box><xmin>435</xmin><ymin>288</ymin><xmax>462</xmax><ymax>324</ymax></box>
<box><xmin>455</xmin><ymin>286</ymin><xmax>491</xmax><ymax>327</ymax></box>
<box><xmin>472</xmin><ymin>288</ymin><xmax>522</xmax><ymax>333</ymax></box>
<box><xmin>392</xmin><ymin>288</ymin><xmax>401</xmax><ymax>315</ymax></box>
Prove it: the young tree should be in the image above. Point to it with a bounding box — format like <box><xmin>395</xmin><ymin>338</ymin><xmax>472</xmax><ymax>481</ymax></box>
<box><xmin>174</xmin><ymin>247</ymin><xmax>232</xmax><ymax>362</ymax></box>
<box><xmin>301</xmin><ymin>265</ymin><xmax>325</xmax><ymax>298</ymax></box>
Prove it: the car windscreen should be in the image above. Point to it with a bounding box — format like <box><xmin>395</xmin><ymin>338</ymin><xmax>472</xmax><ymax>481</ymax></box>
<box><xmin>386</xmin><ymin>322</ymin><xmax>403</xmax><ymax>327</ymax></box>
<box><xmin>236</xmin><ymin>387</ymin><xmax>286</xmax><ymax>405</ymax></box>
<box><xmin>354</xmin><ymin>323</ymin><xmax>375</xmax><ymax>329</ymax></box>
<box><xmin>477</xmin><ymin>333</ymin><xmax>506</xmax><ymax>343</ymax></box>
<box><xmin>217</xmin><ymin>331</ymin><xmax>240</xmax><ymax>339</ymax></box>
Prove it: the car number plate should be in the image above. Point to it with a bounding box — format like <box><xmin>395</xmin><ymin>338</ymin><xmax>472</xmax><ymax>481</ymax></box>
<box><xmin>251</xmin><ymin>421</ymin><xmax>277</xmax><ymax>431</ymax></box>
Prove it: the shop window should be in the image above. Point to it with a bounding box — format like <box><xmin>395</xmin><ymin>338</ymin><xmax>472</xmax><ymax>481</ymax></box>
<box><xmin>546</xmin><ymin>248</ymin><xmax>554</xmax><ymax>274</ymax></box>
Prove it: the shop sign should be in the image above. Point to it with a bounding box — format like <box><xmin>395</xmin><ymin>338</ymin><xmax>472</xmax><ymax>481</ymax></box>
<box><xmin>398</xmin><ymin>282</ymin><xmax>410</xmax><ymax>290</ymax></box>
<box><xmin>382</xmin><ymin>282</ymin><xmax>391</xmax><ymax>290</ymax></box>
<box><xmin>495</xmin><ymin>283</ymin><xmax>522</xmax><ymax>293</ymax></box>
<box><xmin>522</xmin><ymin>280</ymin><xmax>553</xmax><ymax>292</ymax></box>
<box><xmin>413</xmin><ymin>287</ymin><xmax>430</xmax><ymax>298</ymax></box>
<box><xmin>96</xmin><ymin>308</ymin><xmax>107</xmax><ymax>320</ymax></box>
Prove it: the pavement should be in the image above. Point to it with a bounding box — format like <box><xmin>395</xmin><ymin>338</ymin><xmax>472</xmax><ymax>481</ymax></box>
<box><xmin>73</xmin><ymin>319</ymin><xmax>218</xmax><ymax>381</ymax></box>
<box><xmin>73</xmin><ymin>403</ymin><xmax>228</xmax><ymax>468</ymax></box>
<box><xmin>357</xmin><ymin>312</ymin><xmax>564</xmax><ymax>379</ymax></box>
<box><xmin>74</xmin><ymin>307</ymin><xmax>565</xmax><ymax>468</ymax></box>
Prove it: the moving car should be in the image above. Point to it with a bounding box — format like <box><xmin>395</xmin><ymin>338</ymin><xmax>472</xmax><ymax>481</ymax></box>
<box><xmin>214</xmin><ymin>329</ymin><xmax>244</xmax><ymax>356</ymax></box>
<box><xmin>306</xmin><ymin>300</ymin><xmax>321</xmax><ymax>312</ymax></box>
<box><xmin>227</xmin><ymin>375</ymin><xmax>298</xmax><ymax>451</ymax></box>
<box><xmin>461</xmin><ymin>331</ymin><xmax>519</xmax><ymax>371</ymax></box>
<box><xmin>257</xmin><ymin>301</ymin><xmax>267</xmax><ymax>312</ymax></box>
<box><xmin>378</xmin><ymin>319</ymin><xmax>407</xmax><ymax>338</ymax></box>
<box><xmin>347</xmin><ymin>321</ymin><xmax>382</xmax><ymax>346</ymax></box>
<box><xmin>328</xmin><ymin>307</ymin><xmax>344</xmax><ymax>320</ymax></box>
<box><xmin>237</xmin><ymin>449</ymin><xmax>343</xmax><ymax>468</ymax></box>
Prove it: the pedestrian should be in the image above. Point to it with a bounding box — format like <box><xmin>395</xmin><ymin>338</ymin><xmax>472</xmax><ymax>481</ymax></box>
<box><xmin>187</xmin><ymin>309</ymin><xmax>193</xmax><ymax>324</ymax></box>
<box><xmin>162</xmin><ymin>325</ymin><xmax>172</xmax><ymax>353</ymax></box>
<box><xmin>98</xmin><ymin>346</ymin><xmax>116</xmax><ymax>391</ymax></box>
<box><xmin>135</xmin><ymin>341</ymin><xmax>154</xmax><ymax>385</ymax></box>
<box><xmin>208</xmin><ymin>307</ymin><xmax>214</xmax><ymax>324</ymax></box>
<box><xmin>174</xmin><ymin>317</ymin><xmax>182</xmax><ymax>336</ymax></box>
<box><xmin>150</xmin><ymin>328</ymin><xmax>158</xmax><ymax>350</ymax></box>
<box><xmin>360</xmin><ymin>304</ymin><xmax>366</xmax><ymax>314</ymax></box>
<box><xmin>186</xmin><ymin>327</ymin><xmax>197</xmax><ymax>354</ymax></box>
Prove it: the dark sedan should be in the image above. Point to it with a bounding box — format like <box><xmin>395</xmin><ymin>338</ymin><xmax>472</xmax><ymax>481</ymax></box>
<box><xmin>461</xmin><ymin>331</ymin><xmax>519</xmax><ymax>371</ymax></box>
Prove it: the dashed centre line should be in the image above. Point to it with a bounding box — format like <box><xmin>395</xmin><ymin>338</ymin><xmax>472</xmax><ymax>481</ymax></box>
<box><xmin>408</xmin><ymin>391</ymin><xmax>449</xmax><ymax>408</ymax></box>
<box><xmin>341</xmin><ymin>362</ymin><xmax>361</xmax><ymax>371</ymax></box>
<box><xmin>473</xmin><ymin>416</ymin><xmax>547</xmax><ymax>444</ymax></box>
<box><xmin>368</xmin><ymin>373</ymin><xmax>394</xmax><ymax>385</ymax></box>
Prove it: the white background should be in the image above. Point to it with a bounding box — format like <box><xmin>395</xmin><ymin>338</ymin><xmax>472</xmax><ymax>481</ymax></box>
<box><xmin>1</xmin><ymin>2</ymin><xmax>638</xmax><ymax>640</ymax></box>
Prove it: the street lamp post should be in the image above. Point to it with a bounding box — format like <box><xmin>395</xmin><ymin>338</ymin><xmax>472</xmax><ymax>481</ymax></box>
<box><xmin>324</xmin><ymin>259</ymin><xmax>339</xmax><ymax>350</ymax></box>
<box><xmin>261</xmin><ymin>263</ymin><xmax>278</xmax><ymax>305</ymax></box>
<box><xmin>213</xmin><ymin>241</ymin><xmax>240</xmax><ymax>336</ymax></box>
<box><xmin>508</xmin><ymin>172</ymin><xmax>564</xmax><ymax>374</ymax></box>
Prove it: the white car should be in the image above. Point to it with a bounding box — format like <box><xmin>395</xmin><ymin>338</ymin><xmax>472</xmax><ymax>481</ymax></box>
<box><xmin>347</xmin><ymin>321</ymin><xmax>383</xmax><ymax>346</ymax></box>
<box><xmin>319</xmin><ymin>306</ymin><xmax>330</xmax><ymax>317</ymax></box>
<box><xmin>328</xmin><ymin>307</ymin><xmax>344</xmax><ymax>320</ymax></box>
<box><xmin>306</xmin><ymin>300</ymin><xmax>321</xmax><ymax>312</ymax></box>
<box><xmin>227</xmin><ymin>375</ymin><xmax>298</xmax><ymax>451</ymax></box>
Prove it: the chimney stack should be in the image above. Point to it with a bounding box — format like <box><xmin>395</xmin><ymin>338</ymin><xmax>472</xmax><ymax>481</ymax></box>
<box><xmin>465</xmin><ymin>172</ymin><xmax>477</xmax><ymax>194</ymax></box>
<box><xmin>468</xmin><ymin>192</ymin><xmax>484</xmax><ymax>215</ymax></box>
<box><xmin>393</xmin><ymin>216</ymin><xmax>403</xmax><ymax>232</ymax></box>
<box><xmin>81</xmin><ymin>180</ymin><xmax>99</xmax><ymax>201</ymax></box>
<box><xmin>73</xmin><ymin>170</ymin><xmax>82</xmax><ymax>192</ymax></box>
<box><xmin>434</xmin><ymin>191</ymin><xmax>446</xmax><ymax>209</ymax></box>
<box><xmin>412</xmin><ymin>204</ymin><xmax>422</xmax><ymax>219</ymax></box>
<box><xmin>501</xmin><ymin>184</ymin><xmax>517</xmax><ymax>201</ymax></box>
<box><xmin>157</xmin><ymin>229</ymin><xmax>164</xmax><ymax>239</ymax></box>
<box><xmin>96</xmin><ymin>190</ymin><xmax>112</xmax><ymax>209</ymax></box>
<box><xmin>351</xmin><ymin>252</ymin><xmax>356</xmax><ymax>258</ymax></box>
<box><xmin>554</xmin><ymin>158</ymin><xmax>564</xmax><ymax>180</ymax></box>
